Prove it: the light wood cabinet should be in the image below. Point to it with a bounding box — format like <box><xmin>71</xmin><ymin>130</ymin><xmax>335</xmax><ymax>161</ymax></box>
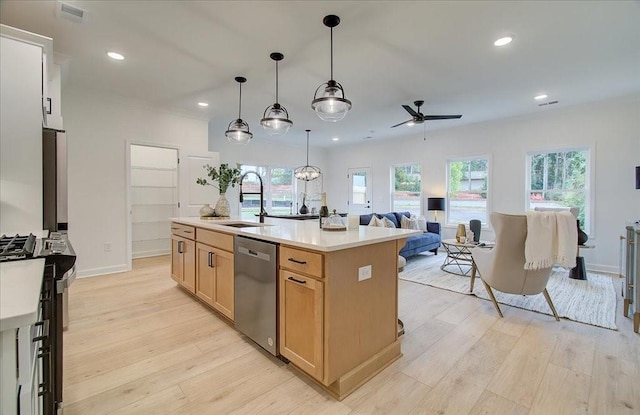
<box><xmin>171</xmin><ymin>234</ymin><xmax>195</xmax><ymax>293</ymax></box>
<box><xmin>279</xmin><ymin>269</ymin><xmax>324</xmax><ymax>381</ymax></box>
<box><xmin>279</xmin><ymin>245</ymin><xmax>323</xmax><ymax>278</ymax></box>
<box><xmin>196</xmin><ymin>243</ymin><xmax>234</xmax><ymax>320</ymax></box>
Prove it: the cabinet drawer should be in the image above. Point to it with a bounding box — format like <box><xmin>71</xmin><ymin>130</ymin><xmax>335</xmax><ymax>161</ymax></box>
<box><xmin>280</xmin><ymin>246</ymin><xmax>323</xmax><ymax>278</ymax></box>
<box><xmin>171</xmin><ymin>223</ymin><xmax>195</xmax><ymax>239</ymax></box>
<box><xmin>197</xmin><ymin>228</ymin><xmax>234</xmax><ymax>252</ymax></box>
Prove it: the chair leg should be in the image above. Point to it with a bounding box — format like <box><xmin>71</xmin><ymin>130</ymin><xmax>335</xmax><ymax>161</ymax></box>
<box><xmin>542</xmin><ymin>288</ymin><xmax>560</xmax><ymax>321</ymax></box>
<box><xmin>482</xmin><ymin>280</ymin><xmax>503</xmax><ymax>318</ymax></box>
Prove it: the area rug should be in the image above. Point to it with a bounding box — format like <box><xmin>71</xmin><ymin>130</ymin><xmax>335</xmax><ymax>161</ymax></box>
<box><xmin>399</xmin><ymin>253</ymin><xmax>618</xmax><ymax>330</ymax></box>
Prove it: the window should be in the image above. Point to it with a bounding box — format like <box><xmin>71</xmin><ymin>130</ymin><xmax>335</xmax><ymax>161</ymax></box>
<box><xmin>270</xmin><ymin>167</ymin><xmax>295</xmax><ymax>215</ymax></box>
<box><xmin>527</xmin><ymin>148</ymin><xmax>590</xmax><ymax>233</ymax></box>
<box><xmin>391</xmin><ymin>164</ymin><xmax>421</xmax><ymax>215</ymax></box>
<box><xmin>239</xmin><ymin>165</ymin><xmax>297</xmax><ymax>219</ymax></box>
<box><xmin>447</xmin><ymin>157</ymin><xmax>489</xmax><ymax>225</ymax></box>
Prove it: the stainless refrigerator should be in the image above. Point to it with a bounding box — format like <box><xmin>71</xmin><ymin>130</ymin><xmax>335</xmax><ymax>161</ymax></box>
<box><xmin>42</xmin><ymin>128</ymin><xmax>68</xmax><ymax>232</ymax></box>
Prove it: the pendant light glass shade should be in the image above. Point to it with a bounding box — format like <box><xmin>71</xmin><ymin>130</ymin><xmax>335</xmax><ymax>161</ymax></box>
<box><xmin>294</xmin><ymin>130</ymin><xmax>321</xmax><ymax>181</ymax></box>
<box><xmin>312</xmin><ymin>15</ymin><xmax>352</xmax><ymax>122</ymax></box>
<box><xmin>225</xmin><ymin>76</ymin><xmax>253</xmax><ymax>144</ymax></box>
<box><xmin>261</xmin><ymin>52</ymin><xmax>292</xmax><ymax>136</ymax></box>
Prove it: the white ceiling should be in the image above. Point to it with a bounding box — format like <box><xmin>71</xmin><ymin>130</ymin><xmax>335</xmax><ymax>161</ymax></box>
<box><xmin>1</xmin><ymin>1</ymin><xmax>639</xmax><ymax>148</ymax></box>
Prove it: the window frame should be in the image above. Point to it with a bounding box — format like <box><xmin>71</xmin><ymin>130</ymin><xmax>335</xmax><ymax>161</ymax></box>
<box><xmin>238</xmin><ymin>164</ymin><xmax>299</xmax><ymax>219</ymax></box>
<box><xmin>525</xmin><ymin>146</ymin><xmax>593</xmax><ymax>235</ymax></box>
<box><xmin>390</xmin><ymin>162</ymin><xmax>422</xmax><ymax>216</ymax></box>
<box><xmin>445</xmin><ymin>155</ymin><xmax>491</xmax><ymax>227</ymax></box>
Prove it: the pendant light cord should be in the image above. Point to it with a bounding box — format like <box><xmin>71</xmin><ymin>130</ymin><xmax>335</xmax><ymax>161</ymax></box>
<box><xmin>238</xmin><ymin>82</ymin><xmax>242</xmax><ymax>119</ymax></box>
<box><xmin>330</xmin><ymin>27</ymin><xmax>334</xmax><ymax>80</ymax></box>
<box><xmin>306</xmin><ymin>132</ymin><xmax>310</xmax><ymax>165</ymax></box>
<box><xmin>275</xmin><ymin>60</ymin><xmax>279</xmax><ymax>104</ymax></box>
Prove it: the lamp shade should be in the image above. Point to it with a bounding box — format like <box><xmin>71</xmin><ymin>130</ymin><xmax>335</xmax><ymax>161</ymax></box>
<box><xmin>636</xmin><ymin>166</ymin><xmax>640</xmax><ymax>189</ymax></box>
<box><xmin>427</xmin><ymin>197</ymin><xmax>445</xmax><ymax>211</ymax></box>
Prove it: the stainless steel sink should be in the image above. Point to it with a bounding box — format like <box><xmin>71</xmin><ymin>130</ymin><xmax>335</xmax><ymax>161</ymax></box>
<box><xmin>218</xmin><ymin>222</ymin><xmax>269</xmax><ymax>228</ymax></box>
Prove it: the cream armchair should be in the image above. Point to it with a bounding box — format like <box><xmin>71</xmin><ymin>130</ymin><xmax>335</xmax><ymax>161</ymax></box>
<box><xmin>471</xmin><ymin>212</ymin><xmax>559</xmax><ymax>320</ymax></box>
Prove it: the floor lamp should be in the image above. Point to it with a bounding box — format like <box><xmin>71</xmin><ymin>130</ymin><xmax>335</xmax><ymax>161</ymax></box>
<box><xmin>427</xmin><ymin>197</ymin><xmax>445</xmax><ymax>222</ymax></box>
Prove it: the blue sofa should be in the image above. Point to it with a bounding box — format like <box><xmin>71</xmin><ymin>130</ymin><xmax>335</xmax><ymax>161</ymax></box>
<box><xmin>359</xmin><ymin>211</ymin><xmax>441</xmax><ymax>258</ymax></box>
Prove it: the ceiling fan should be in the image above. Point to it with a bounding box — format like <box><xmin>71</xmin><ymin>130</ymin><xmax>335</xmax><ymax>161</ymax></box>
<box><xmin>391</xmin><ymin>100</ymin><xmax>462</xmax><ymax>128</ymax></box>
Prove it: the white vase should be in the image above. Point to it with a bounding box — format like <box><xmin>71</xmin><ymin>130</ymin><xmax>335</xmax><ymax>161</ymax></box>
<box><xmin>215</xmin><ymin>193</ymin><xmax>230</xmax><ymax>217</ymax></box>
<box><xmin>199</xmin><ymin>203</ymin><xmax>215</xmax><ymax>217</ymax></box>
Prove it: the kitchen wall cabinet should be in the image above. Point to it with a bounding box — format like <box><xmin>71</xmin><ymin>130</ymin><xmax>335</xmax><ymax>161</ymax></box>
<box><xmin>171</xmin><ymin>234</ymin><xmax>195</xmax><ymax>293</ymax></box>
<box><xmin>196</xmin><ymin>243</ymin><xmax>234</xmax><ymax>320</ymax></box>
<box><xmin>0</xmin><ymin>30</ymin><xmax>46</xmax><ymax>233</ymax></box>
<box><xmin>279</xmin><ymin>269</ymin><xmax>324</xmax><ymax>381</ymax></box>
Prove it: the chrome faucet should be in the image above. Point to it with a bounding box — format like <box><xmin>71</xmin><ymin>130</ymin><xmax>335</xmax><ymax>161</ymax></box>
<box><xmin>239</xmin><ymin>171</ymin><xmax>267</xmax><ymax>223</ymax></box>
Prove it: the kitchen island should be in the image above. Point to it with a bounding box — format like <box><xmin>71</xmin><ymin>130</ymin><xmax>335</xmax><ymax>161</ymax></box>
<box><xmin>170</xmin><ymin>216</ymin><xmax>420</xmax><ymax>399</ymax></box>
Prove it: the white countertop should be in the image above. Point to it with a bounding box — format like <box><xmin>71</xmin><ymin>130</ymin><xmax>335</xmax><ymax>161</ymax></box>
<box><xmin>171</xmin><ymin>216</ymin><xmax>422</xmax><ymax>252</ymax></box>
<box><xmin>0</xmin><ymin>259</ymin><xmax>45</xmax><ymax>331</ymax></box>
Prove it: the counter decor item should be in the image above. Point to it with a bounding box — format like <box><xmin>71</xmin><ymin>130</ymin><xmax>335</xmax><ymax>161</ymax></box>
<box><xmin>196</xmin><ymin>162</ymin><xmax>242</xmax><ymax>217</ymax></box>
<box><xmin>199</xmin><ymin>204</ymin><xmax>215</xmax><ymax>217</ymax></box>
<box><xmin>299</xmin><ymin>193</ymin><xmax>308</xmax><ymax>214</ymax></box>
<box><xmin>456</xmin><ymin>223</ymin><xmax>467</xmax><ymax>243</ymax></box>
<box><xmin>322</xmin><ymin>209</ymin><xmax>347</xmax><ymax>231</ymax></box>
<box><xmin>319</xmin><ymin>192</ymin><xmax>329</xmax><ymax>228</ymax></box>
<box><xmin>577</xmin><ymin>220</ymin><xmax>588</xmax><ymax>245</ymax></box>
<box><xmin>469</xmin><ymin>219</ymin><xmax>481</xmax><ymax>243</ymax></box>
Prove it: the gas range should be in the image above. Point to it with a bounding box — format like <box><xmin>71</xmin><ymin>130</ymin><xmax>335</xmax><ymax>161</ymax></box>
<box><xmin>0</xmin><ymin>232</ymin><xmax>76</xmax><ymax>277</ymax></box>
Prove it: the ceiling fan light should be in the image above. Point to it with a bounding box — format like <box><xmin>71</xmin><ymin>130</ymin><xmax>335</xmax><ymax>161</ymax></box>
<box><xmin>260</xmin><ymin>103</ymin><xmax>293</xmax><ymax>135</ymax></box>
<box><xmin>225</xmin><ymin>118</ymin><xmax>252</xmax><ymax>144</ymax></box>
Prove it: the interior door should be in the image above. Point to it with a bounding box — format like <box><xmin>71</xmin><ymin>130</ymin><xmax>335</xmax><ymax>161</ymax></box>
<box><xmin>178</xmin><ymin>150</ymin><xmax>220</xmax><ymax>217</ymax></box>
<box><xmin>347</xmin><ymin>167</ymin><xmax>372</xmax><ymax>215</ymax></box>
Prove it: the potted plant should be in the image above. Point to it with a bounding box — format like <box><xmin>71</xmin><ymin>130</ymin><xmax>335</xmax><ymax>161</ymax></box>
<box><xmin>196</xmin><ymin>163</ymin><xmax>242</xmax><ymax>217</ymax></box>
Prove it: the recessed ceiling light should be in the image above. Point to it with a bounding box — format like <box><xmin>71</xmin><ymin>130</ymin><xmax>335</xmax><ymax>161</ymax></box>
<box><xmin>332</xmin><ymin>137</ymin><xmax>339</xmax><ymax>141</ymax></box>
<box><xmin>534</xmin><ymin>94</ymin><xmax>548</xmax><ymax>100</ymax></box>
<box><xmin>494</xmin><ymin>36</ymin><xmax>513</xmax><ymax>47</ymax></box>
<box><xmin>107</xmin><ymin>51</ymin><xmax>125</xmax><ymax>60</ymax></box>
<box><xmin>197</xmin><ymin>102</ymin><xmax>209</xmax><ymax>107</ymax></box>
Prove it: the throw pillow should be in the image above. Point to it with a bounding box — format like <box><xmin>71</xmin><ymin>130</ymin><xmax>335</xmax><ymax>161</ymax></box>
<box><xmin>382</xmin><ymin>216</ymin><xmax>397</xmax><ymax>228</ymax></box>
<box><xmin>400</xmin><ymin>214</ymin><xmax>420</xmax><ymax>230</ymax></box>
<box><xmin>415</xmin><ymin>215</ymin><xmax>427</xmax><ymax>232</ymax></box>
<box><xmin>368</xmin><ymin>215</ymin><xmax>383</xmax><ymax>227</ymax></box>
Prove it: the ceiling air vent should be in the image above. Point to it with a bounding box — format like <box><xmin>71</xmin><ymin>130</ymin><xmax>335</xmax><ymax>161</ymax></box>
<box><xmin>57</xmin><ymin>1</ymin><xmax>87</xmax><ymax>23</ymax></box>
<box><xmin>538</xmin><ymin>100</ymin><xmax>559</xmax><ymax>107</ymax></box>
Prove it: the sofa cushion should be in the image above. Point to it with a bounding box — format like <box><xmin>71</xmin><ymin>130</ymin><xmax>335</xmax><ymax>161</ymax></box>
<box><xmin>379</xmin><ymin>213</ymin><xmax>399</xmax><ymax>228</ymax></box>
<box><xmin>367</xmin><ymin>215</ymin><xmax>383</xmax><ymax>227</ymax></box>
<box><xmin>400</xmin><ymin>214</ymin><xmax>420</xmax><ymax>230</ymax></box>
<box><xmin>381</xmin><ymin>216</ymin><xmax>396</xmax><ymax>228</ymax></box>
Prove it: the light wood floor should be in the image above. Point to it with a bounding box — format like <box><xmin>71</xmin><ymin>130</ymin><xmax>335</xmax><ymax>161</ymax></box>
<box><xmin>64</xmin><ymin>255</ymin><xmax>640</xmax><ymax>414</ymax></box>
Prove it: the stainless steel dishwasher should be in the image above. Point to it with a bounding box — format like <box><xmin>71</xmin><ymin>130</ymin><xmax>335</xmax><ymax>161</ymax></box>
<box><xmin>234</xmin><ymin>235</ymin><xmax>278</xmax><ymax>355</ymax></box>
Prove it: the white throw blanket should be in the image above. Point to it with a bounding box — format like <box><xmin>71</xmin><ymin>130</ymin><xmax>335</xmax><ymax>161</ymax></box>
<box><xmin>524</xmin><ymin>211</ymin><xmax>577</xmax><ymax>270</ymax></box>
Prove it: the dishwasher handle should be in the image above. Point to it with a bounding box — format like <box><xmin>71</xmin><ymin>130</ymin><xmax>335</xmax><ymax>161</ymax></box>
<box><xmin>237</xmin><ymin>246</ymin><xmax>272</xmax><ymax>262</ymax></box>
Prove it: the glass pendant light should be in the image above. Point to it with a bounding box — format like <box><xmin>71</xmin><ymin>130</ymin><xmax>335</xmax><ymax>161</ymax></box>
<box><xmin>311</xmin><ymin>14</ymin><xmax>352</xmax><ymax>122</ymax></box>
<box><xmin>294</xmin><ymin>130</ymin><xmax>321</xmax><ymax>181</ymax></box>
<box><xmin>225</xmin><ymin>76</ymin><xmax>253</xmax><ymax>144</ymax></box>
<box><xmin>260</xmin><ymin>52</ymin><xmax>293</xmax><ymax>135</ymax></box>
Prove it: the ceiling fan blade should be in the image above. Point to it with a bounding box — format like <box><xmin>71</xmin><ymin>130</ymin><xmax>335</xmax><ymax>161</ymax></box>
<box><xmin>391</xmin><ymin>119</ymin><xmax>412</xmax><ymax>128</ymax></box>
<box><xmin>402</xmin><ymin>105</ymin><xmax>420</xmax><ymax>117</ymax></box>
<box><xmin>422</xmin><ymin>114</ymin><xmax>463</xmax><ymax>120</ymax></box>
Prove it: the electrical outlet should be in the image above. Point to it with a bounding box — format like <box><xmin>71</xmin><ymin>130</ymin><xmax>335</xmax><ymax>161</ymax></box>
<box><xmin>358</xmin><ymin>265</ymin><xmax>372</xmax><ymax>281</ymax></box>
<box><xmin>104</xmin><ymin>242</ymin><xmax>112</xmax><ymax>252</ymax></box>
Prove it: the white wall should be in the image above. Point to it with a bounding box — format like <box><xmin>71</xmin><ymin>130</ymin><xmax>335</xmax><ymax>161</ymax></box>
<box><xmin>63</xmin><ymin>87</ymin><xmax>209</xmax><ymax>277</ymax></box>
<box><xmin>207</xmin><ymin>124</ymin><xmax>329</xmax><ymax>215</ymax></box>
<box><xmin>325</xmin><ymin>95</ymin><xmax>640</xmax><ymax>273</ymax></box>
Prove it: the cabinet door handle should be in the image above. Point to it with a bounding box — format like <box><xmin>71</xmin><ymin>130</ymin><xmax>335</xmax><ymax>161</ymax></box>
<box><xmin>178</xmin><ymin>240</ymin><xmax>184</xmax><ymax>254</ymax></box>
<box><xmin>208</xmin><ymin>252</ymin><xmax>215</xmax><ymax>268</ymax></box>
<box><xmin>288</xmin><ymin>258</ymin><xmax>307</xmax><ymax>265</ymax></box>
<box><xmin>46</xmin><ymin>97</ymin><xmax>52</xmax><ymax>114</ymax></box>
<box><xmin>184</xmin><ymin>230</ymin><xmax>193</xmax><ymax>234</ymax></box>
<box><xmin>287</xmin><ymin>276</ymin><xmax>306</xmax><ymax>285</ymax></box>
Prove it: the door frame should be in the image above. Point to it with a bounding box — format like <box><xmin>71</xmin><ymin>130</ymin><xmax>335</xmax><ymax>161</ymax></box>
<box><xmin>347</xmin><ymin>167</ymin><xmax>372</xmax><ymax>215</ymax></box>
<box><xmin>125</xmin><ymin>140</ymin><xmax>180</xmax><ymax>271</ymax></box>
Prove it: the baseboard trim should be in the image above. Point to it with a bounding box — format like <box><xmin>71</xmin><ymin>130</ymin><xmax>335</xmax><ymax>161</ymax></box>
<box><xmin>586</xmin><ymin>263</ymin><xmax>619</xmax><ymax>276</ymax></box>
<box><xmin>132</xmin><ymin>250</ymin><xmax>170</xmax><ymax>259</ymax></box>
<box><xmin>77</xmin><ymin>264</ymin><xmax>130</xmax><ymax>279</ymax></box>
